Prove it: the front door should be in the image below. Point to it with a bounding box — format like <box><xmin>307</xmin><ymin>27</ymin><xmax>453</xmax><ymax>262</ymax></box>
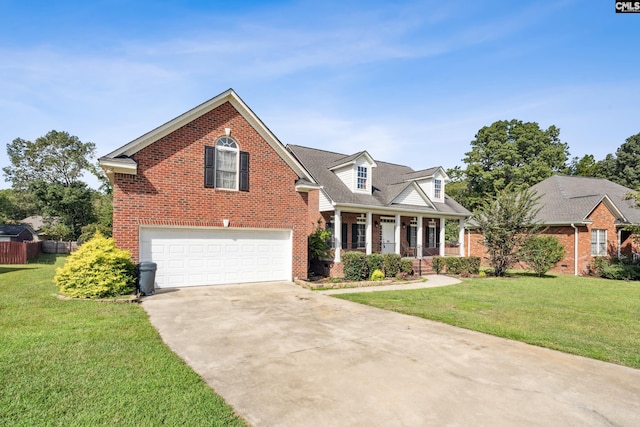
<box><xmin>381</xmin><ymin>221</ymin><xmax>395</xmax><ymax>254</ymax></box>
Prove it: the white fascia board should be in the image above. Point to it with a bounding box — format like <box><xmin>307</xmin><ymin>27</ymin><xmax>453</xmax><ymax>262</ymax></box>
<box><xmin>584</xmin><ymin>195</ymin><xmax>626</xmax><ymax>223</ymax></box>
<box><xmin>392</xmin><ymin>182</ymin><xmax>435</xmax><ymax>209</ymax></box>
<box><xmin>98</xmin><ymin>158</ymin><xmax>137</xmax><ymax>175</ymax></box>
<box><xmin>102</xmin><ymin>89</ymin><xmax>315</xmax><ymax>183</ymax></box>
<box><xmin>333</xmin><ymin>202</ymin><xmax>468</xmax><ymax>218</ymax></box>
<box><xmin>328</xmin><ymin>151</ymin><xmax>378</xmax><ymax>171</ymax></box>
<box><xmin>295</xmin><ymin>182</ymin><xmax>323</xmax><ymax>192</ymax></box>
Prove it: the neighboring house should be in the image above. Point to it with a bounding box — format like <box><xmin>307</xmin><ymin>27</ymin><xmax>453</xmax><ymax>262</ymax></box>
<box><xmin>20</xmin><ymin>216</ymin><xmax>57</xmax><ymax>240</ymax></box>
<box><xmin>0</xmin><ymin>224</ymin><xmax>38</xmax><ymax>242</ymax></box>
<box><xmin>287</xmin><ymin>145</ymin><xmax>471</xmax><ymax>276</ymax></box>
<box><xmin>98</xmin><ymin>88</ymin><xmax>471</xmax><ymax>289</ymax></box>
<box><xmin>467</xmin><ymin>175</ymin><xmax>640</xmax><ymax>275</ymax></box>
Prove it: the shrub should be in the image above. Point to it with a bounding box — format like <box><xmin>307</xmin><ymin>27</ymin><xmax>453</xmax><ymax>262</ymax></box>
<box><xmin>400</xmin><ymin>258</ymin><xmax>414</xmax><ymax>276</ymax></box>
<box><xmin>588</xmin><ymin>257</ymin><xmax>610</xmax><ymax>277</ymax></box>
<box><xmin>54</xmin><ymin>232</ymin><xmax>136</xmax><ymax>298</ymax></box>
<box><xmin>520</xmin><ymin>236</ymin><xmax>565</xmax><ymax>277</ymax></box>
<box><xmin>382</xmin><ymin>253</ymin><xmax>402</xmax><ymax>277</ymax></box>
<box><xmin>432</xmin><ymin>257</ymin><xmax>444</xmax><ymax>274</ymax></box>
<box><xmin>370</xmin><ymin>269</ymin><xmax>385</xmax><ymax>281</ymax></box>
<box><xmin>342</xmin><ymin>251</ymin><xmax>369</xmax><ymax>281</ymax></box>
<box><xmin>367</xmin><ymin>254</ymin><xmax>384</xmax><ymax>274</ymax></box>
<box><xmin>602</xmin><ymin>264</ymin><xmax>640</xmax><ymax>281</ymax></box>
<box><xmin>308</xmin><ymin>220</ymin><xmax>332</xmax><ymax>263</ymax></box>
<box><xmin>445</xmin><ymin>257</ymin><xmax>463</xmax><ymax>275</ymax></box>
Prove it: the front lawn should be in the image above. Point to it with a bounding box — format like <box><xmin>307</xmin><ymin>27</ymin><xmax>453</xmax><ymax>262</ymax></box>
<box><xmin>0</xmin><ymin>254</ymin><xmax>246</xmax><ymax>426</ymax></box>
<box><xmin>335</xmin><ymin>274</ymin><xmax>640</xmax><ymax>369</ymax></box>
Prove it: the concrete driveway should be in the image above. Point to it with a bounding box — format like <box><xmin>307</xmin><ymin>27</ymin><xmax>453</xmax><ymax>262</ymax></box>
<box><xmin>142</xmin><ymin>281</ymin><xmax>640</xmax><ymax>426</ymax></box>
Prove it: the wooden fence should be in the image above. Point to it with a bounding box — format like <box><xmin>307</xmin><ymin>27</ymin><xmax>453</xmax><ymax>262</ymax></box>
<box><xmin>0</xmin><ymin>241</ymin><xmax>42</xmax><ymax>264</ymax></box>
<box><xmin>42</xmin><ymin>241</ymin><xmax>78</xmax><ymax>254</ymax></box>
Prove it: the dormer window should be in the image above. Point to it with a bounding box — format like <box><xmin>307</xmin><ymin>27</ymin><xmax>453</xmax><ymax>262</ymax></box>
<box><xmin>434</xmin><ymin>179</ymin><xmax>442</xmax><ymax>199</ymax></box>
<box><xmin>357</xmin><ymin>166</ymin><xmax>368</xmax><ymax>190</ymax></box>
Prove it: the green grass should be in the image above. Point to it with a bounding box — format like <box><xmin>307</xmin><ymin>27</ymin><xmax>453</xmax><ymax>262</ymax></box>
<box><xmin>0</xmin><ymin>254</ymin><xmax>246</xmax><ymax>426</ymax></box>
<box><xmin>335</xmin><ymin>274</ymin><xmax>640</xmax><ymax>369</ymax></box>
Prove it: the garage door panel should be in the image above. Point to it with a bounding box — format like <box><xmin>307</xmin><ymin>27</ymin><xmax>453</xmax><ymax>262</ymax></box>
<box><xmin>140</xmin><ymin>227</ymin><xmax>291</xmax><ymax>288</ymax></box>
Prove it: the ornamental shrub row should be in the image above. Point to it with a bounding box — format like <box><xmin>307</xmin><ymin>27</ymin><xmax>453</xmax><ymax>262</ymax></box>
<box><xmin>431</xmin><ymin>256</ymin><xmax>480</xmax><ymax>276</ymax></box>
<box><xmin>342</xmin><ymin>252</ymin><xmax>414</xmax><ymax>281</ymax></box>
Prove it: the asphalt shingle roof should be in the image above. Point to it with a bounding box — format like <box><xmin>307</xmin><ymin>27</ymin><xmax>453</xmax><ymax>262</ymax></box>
<box><xmin>287</xmin><ymin>145</ymin><xmax>470</xmax><ymax>217</ymax></box>
<box><xmin>531</xmin><ymin>175</ymin><xmax>640</xmax><ymax>225</ymax></box>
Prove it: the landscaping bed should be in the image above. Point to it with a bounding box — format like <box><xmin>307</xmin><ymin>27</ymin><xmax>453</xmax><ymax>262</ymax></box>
<box><xmin>295</xmin><ymin>276</ymin><xmax>427</xmax><ymax>290</ymax></box>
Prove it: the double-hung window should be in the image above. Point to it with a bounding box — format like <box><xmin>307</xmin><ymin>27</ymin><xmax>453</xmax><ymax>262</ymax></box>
<box><xmin>204</xmin><ymin>137</ymin><xmax>249</xmax><ymax>191</ymax></box>
<box><xmin>434</xmin><ymin>179</ymin><xmax>442</xmax><ymax>199</ymax></box>
<box><xmin>357</xmin><ymin>166</ymin><xmax>367</xmax><ymax>190</ymax></box>
<box><xmin>591</xmin><ymin>229</ymin><xmax>607</xmax><ymax>256</ymax></box>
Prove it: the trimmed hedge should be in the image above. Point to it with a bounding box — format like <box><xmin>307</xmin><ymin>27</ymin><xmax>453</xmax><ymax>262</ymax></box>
<box><xmin>433</xmin><ymin>256</ymin><xmax>480</xmax><ymax>276</ymax></box>
<box><xmin>342</xmin><ymin>251</ymin><xmax>369</xmax><ymax>281</ymax></box>
<box><xmin>383</xmin><ymin>254</ymin><xmax>402</xmax><ymax>278</ymax></box>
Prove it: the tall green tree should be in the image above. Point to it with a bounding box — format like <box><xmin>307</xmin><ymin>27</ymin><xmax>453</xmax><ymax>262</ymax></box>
<box><xmin>3</xmin><ymin>130</ymin><xmax>97</xmax><ymax>190</ymax></box>
<box><xmin>472</xmin><ymin>185</ymin><xmax>542</xmax><ymax>277</ymax></box>
<box><xmin>598</xmin><ymin>132</ymin><xmax>640</xmax><ymax>189</ymax></box>
<box><xmin>0</xmin><ymin>189</ymin><xmax>39</xmax><ymax>222</ymax></box>
<box><xmin>3</xmin><ymin>130</ymin><xmax>99</xmax><ymax>239</ymax></box>
<box><xmin>463</xmin><ymin>120</ymin><xmax>569</xmax><ymax>209</ymax></box>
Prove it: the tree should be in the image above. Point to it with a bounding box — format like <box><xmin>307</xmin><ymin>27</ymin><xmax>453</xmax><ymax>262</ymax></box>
<box><xmin>472</xmin><ymin>186</ymin><xmax>542</xmax><ymax>277</ymax></box>
<box><xmin>3</xmin><ymin>130</ymin><xmax>97</xmax><ymax>189</ymax></box>
<box><xmin>463</xmin><ymin>120</ymin><xmax>569</xmax><ymax>209</ymax></box>
<box><xmin>568</xmin><ymin>154</ymin><xmax>599</xmax><ymax>177</ymax></box>
<box><xmin>444</xmin><ymin>166</ymin><xmax>471</xmax><ymax>210</ymax></box>
<box><xmin>0</xmin><ymin>189</ymin><xmax>39</xmax><ymax>222</ymax></box>
<box><xmin>520</xmin><ymin>236</ymin><xmax>565</xmax><ymax>277</ymax></box>
<box><xmin>30</xmin><ymin>181</ymin><xmax>96</xmax><ymax>240</ymax></box>
<box><xmin>597</xmin><ymin>132</ymin><xmax>640</xmax><ymax>189</ymax></box>
<box><xmin>3</xmin><ymin>130</ymin><xmax>99</xmax><ymax>240</ymax></box>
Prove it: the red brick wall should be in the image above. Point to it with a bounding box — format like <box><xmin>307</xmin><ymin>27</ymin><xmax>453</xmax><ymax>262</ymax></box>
<box><xmin>112</xmin><ymin>101</ymin><xmax>310</xmax><ymax>280</ymax></box>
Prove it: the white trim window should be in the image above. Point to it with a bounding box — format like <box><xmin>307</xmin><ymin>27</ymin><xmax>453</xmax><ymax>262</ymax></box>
<box><xmin>357</xmin><ymin>166</ymin><xmax>367</xmax><ymax>190</ymax></box>
<box><xmin>434</xmin><ymin>179</ymin><xmax>442</xmax><ymax>199</ymax></box>
<box><xmin>591</xmin><ymin>229</ymin><xmax>607</xmax><ymax>256</ymax></box>
<box><xmin>215</xmin><ymin>137</ymin><xmax>238</xmax><ymax>190</ymax></box>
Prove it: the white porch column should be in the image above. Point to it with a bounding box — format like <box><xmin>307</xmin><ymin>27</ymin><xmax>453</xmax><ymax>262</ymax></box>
<box><xmin>417</xmin><ymin>216</ymin><xmax>423</xmax><ymax>259</ymax></box>
<box><xmin>334</xmin><ymin>209</ymin><xmax>341</xmax><ymax>263</ymax></box>
<box><xmin>366</xmin><ymin>212</ymin><xmax>373</xmax><ymax>255</ymax></box>
<box><xmin>458</xmin><ymin>218</ymin><xmax>465</xmax><ymax>257</ymax></box>
<box><xmin>395</xmin><ymin>214</ymin><xmax>401</xmax><ymax>255</ymax></box>
<box><xmin>439</xmin><ymin>217</ymin><xmax>446</xmax><ymax>256</ymax></box>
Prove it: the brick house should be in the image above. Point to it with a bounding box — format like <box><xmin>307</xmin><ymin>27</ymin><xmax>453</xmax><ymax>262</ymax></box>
<box><xmin>99</xmin><ymin>89</ymin><xmax>321</xmax><ymax>288</ymax></box>
<box><xmin>466</xmin><ymin>175</ymin><xmax>640</xmax><ymax>275</ymax></box>
<box><xmin>99</xmin><ymin>89</ymin><xmax>470</xmax><ymax>289</ymax></box>
<box><xmin>287</xmin><ymin>145</ymin><xmax>471</xmax><ymax>277</ymax></box>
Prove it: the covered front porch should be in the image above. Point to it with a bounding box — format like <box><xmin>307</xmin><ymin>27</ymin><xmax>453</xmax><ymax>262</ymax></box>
<box><xmin>322</xmin><ymin>209</ymin><xmax>466</xmax><ymax>263</ymax></box>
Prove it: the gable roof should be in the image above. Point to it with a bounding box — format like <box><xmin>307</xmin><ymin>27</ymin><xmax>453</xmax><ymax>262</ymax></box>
<box><xmin>99</xmin><ymin>89</ymin><xmax>314</xmax><ymax>183</ymax></box>
<box><xmin>287</xmin><ymin>144</ymin><xmax>470</xmax><ymax>217</ymax></box>
<box><xmin>328</xmin><ymin>151</ymin><xmax>377</xmax><ymax>170</ymax></box>
<box><xmin>531</xmin><ymin>175</ymin><xmax>640</xmax><ymax>225</ymax></box>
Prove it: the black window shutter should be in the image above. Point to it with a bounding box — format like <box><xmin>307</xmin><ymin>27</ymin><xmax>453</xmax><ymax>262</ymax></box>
<box><xmin>239</xmin><ymin>151</ymin><xmax>250</xmax><ymax>192</ymax></box>
<box><xmin>406</xmin><ymin>225</ymin><xmax>411</xmax><ymax>245</ymax></box>
<box><xmin>341</xmin><ymin>223</ymin><xmax>348</xmax><ymax>249</ymax></box>
<box><xmin>204</xmin><ymin>146</ymin><xmax>215</xmax><ymax>188</ymax></box>
<box><xmin>352</xmin><ymin>224</ymin><xmax>358</xmax><ymax>248</ymax></box>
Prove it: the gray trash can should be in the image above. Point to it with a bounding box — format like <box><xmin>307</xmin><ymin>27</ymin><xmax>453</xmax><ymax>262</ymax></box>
<box><xmin>137</xmin><ymin>261</ymin><xmax>157</xmax><ymax>296</ymax></box>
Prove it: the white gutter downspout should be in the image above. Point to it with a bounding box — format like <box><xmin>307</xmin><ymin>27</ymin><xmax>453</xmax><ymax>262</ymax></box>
<box><xmin>618</xmin><ymin>229</ymin><xmax>622</xmax><ymax>259</ymax></box>
<box><xmin>570</xmin><ymin>223</ymin><xmax>578</xmax><ymax>276</ymax></box>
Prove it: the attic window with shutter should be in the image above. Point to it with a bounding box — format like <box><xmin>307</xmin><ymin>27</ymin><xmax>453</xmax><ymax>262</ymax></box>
<box><xmin>204</xmin><ymin>137</ymin><xmax>249</xmax><ymax>191</ymax></box>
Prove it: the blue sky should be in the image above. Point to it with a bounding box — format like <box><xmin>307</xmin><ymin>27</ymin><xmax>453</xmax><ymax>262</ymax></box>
<box><xmin>1</xmin><ymin>0</ymin><xmax>639</xmax><ymax>189</ymax></box>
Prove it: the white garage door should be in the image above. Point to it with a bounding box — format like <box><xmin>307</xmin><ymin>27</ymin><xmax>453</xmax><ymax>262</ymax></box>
<box><xmin>139</xmin><ymin>227</ymin><xmax>292</xmax><ymax>288</ymax></box>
